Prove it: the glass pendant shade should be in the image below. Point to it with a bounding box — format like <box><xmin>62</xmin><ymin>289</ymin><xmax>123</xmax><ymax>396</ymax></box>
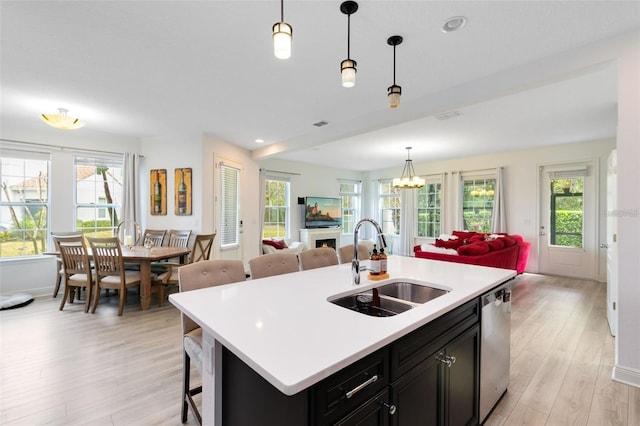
<box><xmin>393</xmin><ymin>147</ymin><xmax>425</xmax><ymax>189</ymax></box>
<box><xmin>272</xmin><ymin>22</ymin><xmax>292</xmax><ymax>59</ymax></box>
<box><xmin>388</xmin><ymin>85</ymin><xmax>401</xmax><ymax>109</ymax></box>
<box><xmin>341</xmin><ymin>59</ymin><xmax>357</xmax><ymax>88</ymax></box>
<box><xmin>40</xmin><ymin>108</ymin><xmax>85</xmax><ymax>130</ymax></box>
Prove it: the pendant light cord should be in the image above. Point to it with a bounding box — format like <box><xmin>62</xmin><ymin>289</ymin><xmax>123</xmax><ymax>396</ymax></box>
<box><xmin>280</xmin><ymin>0</ymin><xmax>284</xmax><ymax>21</ymax></box>
<box><xmin>393</xmin><ymin>45</ymin><xmax>396</xmax><ymax>85</ymax></box>
<box><xmin>347</xmin><ymin>14</ymin><xmax>351</xmax><ymax>59</ymax></box>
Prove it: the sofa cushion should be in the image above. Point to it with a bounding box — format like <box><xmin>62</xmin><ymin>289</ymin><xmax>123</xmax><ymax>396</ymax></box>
<box><xmin>468</xmin><ymin>233</ymin><xmax>486</xmax><ymax>243</ymax></box>
<box><xmin>452</xmin><ymin>230</ymin><xmax>477</xmax><ymax>241</ymax></box>
<box><xmin>486</xmin><ymin>238</ymin><xmax>505</xmax><ymax>252</ymax></box>
<box><xmin>501</xmin><ymin>236</ymin><xmax>517</xmax><ymax>247</ymax></box>
<box><xmin>457</xmin><ymin>241</ymin><xmax>490</xmax><ymax>256</ymax></box>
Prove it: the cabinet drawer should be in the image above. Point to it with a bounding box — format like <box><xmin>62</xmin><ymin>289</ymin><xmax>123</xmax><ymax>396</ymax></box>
<box><xmin>390</xmin><ymin>298</ymin><xmax>479</xmax><ymax>379</ymax></box>
<box><xmin>311</xmin><ymin>348</ymin><xmax>389</xmax><ymax>425</ymax></box>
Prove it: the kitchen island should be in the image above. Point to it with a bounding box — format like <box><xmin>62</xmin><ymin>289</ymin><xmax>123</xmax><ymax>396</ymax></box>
<box><xmin>169</xmin><ymin>255</ymin><xmax>516</xmax><ymax>425</ymax></box>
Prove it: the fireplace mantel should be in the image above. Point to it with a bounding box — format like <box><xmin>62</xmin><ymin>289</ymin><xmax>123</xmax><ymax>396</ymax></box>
<box><xmin>299</xmin><ymin>228</ymin><xmax>342</xmax><ymax>250</ymax></box>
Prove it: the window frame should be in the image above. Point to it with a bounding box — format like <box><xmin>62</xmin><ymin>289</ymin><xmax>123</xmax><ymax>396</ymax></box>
<box><xmin>0</xmin><ymin>150</ymin><xmax>51</xmax><ymax>258</ymax></box>
<box><xmin>339</xmin><ymin>179</ymin><xmax>361</xmax><ymax>235</ymax></box>
<box><xmin>262</xmin><ymin>176</ymin><xmax>291</xmax><ymax>239</ymax></box>
<box><xmin>378</xmin><ymin>180</ymin><xmax>401</xmax><ymax>235</ymax></box>
<box><xmin>417</xmin><ymin>177</ymin><xmax>442</xmax><ymax>238</ymax></box>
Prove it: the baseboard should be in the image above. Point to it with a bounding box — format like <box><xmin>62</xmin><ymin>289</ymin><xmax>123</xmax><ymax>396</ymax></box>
<box><xmin>612</xmin><ymin>364</ymin><xmax>640</xmax><ymax>388</ymax></box>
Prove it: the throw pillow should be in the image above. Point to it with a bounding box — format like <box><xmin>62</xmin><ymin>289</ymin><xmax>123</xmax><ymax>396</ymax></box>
<box><xmin>262</xmin><ymin>239</ymin><xmax>288</xmax><ymax>250</ymax></box>
<box><xmin>457</xmin><ymin>241</ymin><xmax>490</xmax><ymax>256</ymax></box>
<box><xmin>435</xmin><ymin>238</ymin><xmax>463</xmax><ymax>249</ymax></box>
<box><xmin>486</xmin><ymin>238</ymin><xmax>505</xmax><ymax>252</ymax></box>
<box><xmin>452</xmin><ymin>230</ymin><xmax>477</xmax><ymax>241</ymax></box>
<box><xmin>501</xmin><ymin>236</ymin><xmax>517</xmax><ymax>247</ymax></box>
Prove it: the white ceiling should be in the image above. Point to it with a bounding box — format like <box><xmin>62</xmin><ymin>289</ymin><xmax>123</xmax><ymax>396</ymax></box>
<box><xmin>1</xmin><ymin>1</ymin><xmax>638</xmax><ymax>171</ymax></box>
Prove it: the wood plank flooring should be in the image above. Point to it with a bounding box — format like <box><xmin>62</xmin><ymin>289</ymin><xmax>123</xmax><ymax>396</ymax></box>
<box><xmin>1</xmin><ymin>274</ymin><xmax>638</xmax><ymax>425</ymax></box>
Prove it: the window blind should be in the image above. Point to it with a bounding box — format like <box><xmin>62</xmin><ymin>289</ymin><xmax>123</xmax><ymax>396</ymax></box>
<box><xmin>220</xmin><ymin>164</ymin><xmax>239</xmax><ymax>247</ymax></box>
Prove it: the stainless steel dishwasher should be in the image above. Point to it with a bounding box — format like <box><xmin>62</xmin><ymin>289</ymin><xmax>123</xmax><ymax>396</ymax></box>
<box><xmin>480</xmin><ymin>280</ymin><xmax>512</xmax><ymax>423</ymax></box>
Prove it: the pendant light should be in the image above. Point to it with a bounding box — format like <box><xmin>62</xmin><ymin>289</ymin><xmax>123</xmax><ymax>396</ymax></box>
<box><xmin>387</xmin><ymin>35</ymin><xmax>403</xmax><ymax>109</ymax></box>
<box><xmin>393</xmin><ymin>147</ymin><xmax>425</xmax><ymax>189</ymax></box>
<box><xmin>340</xmin><ymin>1</ymin><xmax>358</xmax><ymax>88</ymax></box>
<box><xmin>40</xmin><ymin>108</ymin><xmax>85</xmax><ymax>130</ymax></box>
<box><xmin>272</xmin><ymin>0</ymin><xmax>292</xmax><ymax>59</ymax></box>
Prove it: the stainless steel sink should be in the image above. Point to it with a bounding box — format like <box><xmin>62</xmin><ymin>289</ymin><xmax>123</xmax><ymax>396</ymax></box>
<box><xmin>329</xmin><ymin>281</ymin><xmax>449</xmax><ymax>317</ymax></box>
<box><xmin>331</xmin><ymin>292</ymin><xmax>413</xmax><ymax>317</ymax></box>
<box><xmin>375</xmin><ymin>281</ymin><xmax>448</xmax><ymax>304</ymax></box>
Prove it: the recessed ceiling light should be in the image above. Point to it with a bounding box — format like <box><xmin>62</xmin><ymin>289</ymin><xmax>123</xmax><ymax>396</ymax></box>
<box><xmin>441</xmin><ymin>16</ymin><xmax>466</xmax><ymax>33</ymax></box>
<box><xmin>255</xmin><ymin>139</ymin><xmax>264</xmax><ymax>144</ymax></box>
<box><xmin>435</xmin><ymin>111</ymin><xmax>462</xmax><ymax>120</ymax></box>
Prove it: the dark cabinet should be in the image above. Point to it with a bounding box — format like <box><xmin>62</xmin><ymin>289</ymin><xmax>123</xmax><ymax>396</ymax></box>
<box><xmin>390</xmin><ymin>299</ymin><xmax>480</xmax><ymax>426</ymax></box>
<box><xmin>334</xmin><ymin>389</ymin><xmax>391</xmax><ymax>426</ymax></box>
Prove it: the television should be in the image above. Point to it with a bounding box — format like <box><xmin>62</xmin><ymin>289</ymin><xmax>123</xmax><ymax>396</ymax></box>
<box><xmin>304</xmin><ymin>196</ymin><xmax>342</xmax><ymax>228</ymax></box>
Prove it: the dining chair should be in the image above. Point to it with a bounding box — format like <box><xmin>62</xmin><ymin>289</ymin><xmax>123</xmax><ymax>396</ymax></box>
<box><xmin>337</xmin><ymin>244</ymin><xmax>371</xmax><ymax>264</ymax></box>
<box><xmin>50</xmin><ymin>231</ymin><xmax>84</xmax><ymax>298</ymax></box>
<box><xmin>248</xmin><ymin>252</ymin><xmax>299</xmax><ymax>279</ymax></box>
<box><xmin>155</xmin><ymin>233</ymin><xmax>216</xmax><ymax>307</ymax></box>
<box><xmin>167</xmin><ymin>229</ymin><xmax>192</xmax><ymax>248</ymax></box>
<box><xmin>142</xmin><ymin>229</ymin><xmax>167</xmax><ymax>247</ymax></box>
<box><xmin>178</xmin><ymin>259</ymin><xmax>246</xmax><ymax>425</ymax></box>
<box><xmin>87</xmin><ymin>236</ymin><xmax>142</xmax><ymax>316</ymax></box>
<box><xmin>53</xmin><ymin>235</ymin><xmax>94</xmax><ymax>313</ymax></box>
<box><xmin>298</xmin><ymin>247</ymin><xmax>339</xmax><ymax>271</ymax></box>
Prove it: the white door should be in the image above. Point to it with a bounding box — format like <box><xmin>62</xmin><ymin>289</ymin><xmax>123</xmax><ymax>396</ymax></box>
<box><xmin>538</xmin><ymin>161</ymin><xmax>598</xmax><ymax>279</ymax></box>
<box><xmin>605</xmin><ymin>150</ymin><xmax>618</xmax><ymax>336</ymax></box>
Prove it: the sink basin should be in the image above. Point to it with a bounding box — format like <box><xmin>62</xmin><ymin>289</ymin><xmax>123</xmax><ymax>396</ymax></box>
<box><xmin>329</xmin><ymin>281</ymin><xmax>449</xmax><ymax>317</ymax></box>
<box><xmin>376</xmin><ymin>281</ymin><xmax>448</xmax><ymax>304</ymax></box>
<box><xmin>331</xmin><ymin>293</ymin><xmax>413</xmax><ymax>317</ymax></box>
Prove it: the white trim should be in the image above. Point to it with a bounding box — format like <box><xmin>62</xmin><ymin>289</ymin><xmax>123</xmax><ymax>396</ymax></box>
<box><xmin>612</xmin><ymin>365</ymin><xmax>640</xmax><ymax>388</ymax></box>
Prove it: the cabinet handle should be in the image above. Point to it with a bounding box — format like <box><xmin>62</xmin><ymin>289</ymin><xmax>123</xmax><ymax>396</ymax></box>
<box><xmin>436</xmin><ymin>353</ymin><xmax>456</xmax><ymax>367</ymax></box>
<box><xmin>345</xmin><ymin>374</ymin><xmax>378</xmax><ymax>399</ymax></box>
<box><xmin>380</xmin><ymin>401</ymin><xmax>397</xmax><ymax>415</ymax></box>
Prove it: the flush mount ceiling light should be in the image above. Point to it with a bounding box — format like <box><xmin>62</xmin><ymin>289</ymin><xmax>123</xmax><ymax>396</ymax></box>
<box><xmin>393</xmin><ymin>147</ymin><xmax>425</xmax><ymax>189</ymax></box>
<box><xmin>442</xmin><ymin>16</ymin><xmax>467</xmax><ymax>33</ymax></box>
<box><xmin>387</xmin><ymin>35</ymin><xmax>403</xmax><ymax>109</ymax></box>
<box><xmin>272</xmin><ymin>0</ymin><xmax>292</xmax><ymax>59</ymax></box>
<box><xmin>40</xmin><ymin>108</ymin><xmax>85</xmax><ymax>130</ymax></box>
<box><xmin>340</xmin><ymin>1</ymin><xmax>358</xmax><ymax>88</ymax></box>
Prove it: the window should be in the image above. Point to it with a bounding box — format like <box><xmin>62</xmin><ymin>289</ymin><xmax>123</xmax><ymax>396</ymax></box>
<box><xmin>0</xmin><ymin>151</ymin><xmax>50</xmax><ymax>257</ymax></box>
<box><xmin>339</xmin><ymin>180</ymin><xmax>360</xmax><ymax>234</ymax></box>
<box><xmin>462</xmin><ymin>176</ymin><xmax>496</xmax><ymax>233</ymax></box>
<box><xmin>75</xmin><ymin>156</ymin><xmax>123</xmax><ymax>238</ymax></box>
<box><xmin>379</xmin><ymin>180</ymin><xmax>401</xmax><ymax>235</ymax></box>
<box><xmin>549</xmin><ymin>177</ymin><xmax>584</xmax><ymax>247</ymax></box>
<box><xmin>220</xmin><ymin>164</ymin><xmax>240</xmax><ymax>247</ymax></box>
<box><xmin>262</xmin><ymin>177</ymin><xmax>290</xmax><ymax>239</ymax></box>
<box><xmin>417</xmin><ymin>180</ymin><xmax>442</xmax><ymax>238</ymax></box>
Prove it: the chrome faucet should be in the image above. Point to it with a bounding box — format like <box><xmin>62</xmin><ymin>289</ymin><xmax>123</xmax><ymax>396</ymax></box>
<box><xmin>352</xmin><ymin>218</ymin><xmax>387</xmax><ymax>285</ymax></box>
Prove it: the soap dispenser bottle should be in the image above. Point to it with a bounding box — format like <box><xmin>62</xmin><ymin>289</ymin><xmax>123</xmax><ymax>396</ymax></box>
<box><xmin>370</xmin><ymin>244</ymin><xmax>380</xmax><ymax>276</ymax></box>
<box><xmin>379</xmin><ymin>247</ymin><xmax>387</xmax><ymax>274</ymax></box>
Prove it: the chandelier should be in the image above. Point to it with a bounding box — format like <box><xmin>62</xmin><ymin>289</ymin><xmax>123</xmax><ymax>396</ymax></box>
<box><xmin>392</xmin><ymin>147</ymin><xmax>425</xmax><ymax>189</ymax></box>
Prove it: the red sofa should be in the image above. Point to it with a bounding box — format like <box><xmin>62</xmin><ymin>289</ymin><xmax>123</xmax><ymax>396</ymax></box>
<box><xmin>413</xmin><ymin>231</ymin><xmax>530</xmax><ymax>274</ymax></box>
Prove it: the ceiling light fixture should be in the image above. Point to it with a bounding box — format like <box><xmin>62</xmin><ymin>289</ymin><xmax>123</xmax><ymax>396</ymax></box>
<box><xmin>272</xmin><ymin>0</ymin><xmax>292</xmax><ymax>59</ymax></box>
<box><xmin>340</xmin><ymin>1</ymin><xmax>358</xmax><ymax>88</ymax></box>
<box><xmin>442</xmin><ymin>16</ymin><xmax>467</xmax><ymax>33</ymax></box>
<box><xmin>393</xmin><ymin>147</ymin><xmax>425</xmax><ymax>189</ymax></box>
<box><xmin>40</xmin><ymin>108</ymin><xmax>85</xmax><ymax>130</ymax></box>
<box><xmin>387</xmin><ymin>35</ymin><xmax>403</xmax><ymax>109</ymax></box>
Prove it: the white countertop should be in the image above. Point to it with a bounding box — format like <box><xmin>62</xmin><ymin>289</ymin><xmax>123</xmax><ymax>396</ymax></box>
<box><xmin>169</xmin><ymin>255</ymin><xmax>516</xmax><ymax>395</ymax></box>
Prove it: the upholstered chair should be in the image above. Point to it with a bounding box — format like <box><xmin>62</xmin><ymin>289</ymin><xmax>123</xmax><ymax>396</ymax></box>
<box><xmin>248</xmin><ymin>252</ymin><xmax>300</xmax><ymax>279</ymax></box>
<box><xmin>298</xmin><ymin>247</ymin><xmax>339</xmax><ymax>271</ymax></box>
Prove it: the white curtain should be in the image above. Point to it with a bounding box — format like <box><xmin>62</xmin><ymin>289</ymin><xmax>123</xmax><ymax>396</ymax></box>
<box><xmin>492</xmin><ymin>167</ymin><xmax>507</xmax><ymax>233</ymax></box>
<box><xmin>439</xmin><ymin>172</ymin><xmax>449</xmax><ymax>234</ymax></box>
<box><xmin>452</xmin><ymin>171</ymin><xmax>464</xmax><ymax>230</ymax></box>
<box><xmin>258</xmin><ymin>169</ymin><xmax>266</xmax><ymax>248</ymax></box>
<box><xmin>398</xmin><ymin>188</ymin><xmax>417</xmax><ymax>257</ymax></box>
<box><xmin>122</xmin><ymin>152</ymin><xmax>140</xmax><ymax>224</ymax></box>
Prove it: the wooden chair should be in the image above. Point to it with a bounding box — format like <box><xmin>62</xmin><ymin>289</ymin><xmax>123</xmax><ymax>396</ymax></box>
<box><xmin>53</xmin><ymin>235</ymin><xmax>94</xmax><ymax>313</ymax></box>
<box><xmin>167</xmin><ymin>229</ymin><xmax>192</xmax><ymax>248</ymax></box>
<box><xmin>155</xmin><ymin>233</ymin><xmax>216</xmax><ymax>306</ymax></box>
<box><xmin>87</xmin><ymin>237</ymin><xmax>141</xmax><ymax>316</ymax></box>
<box><xmin>298</xmin><ymin>247</ymin><xmax>339</xmax><ymax>271</ymax></box>
<box><xmin>337</xmin><ymin>244</ymin><xmax>371</xmax><ymax>264</ymax></box>
<box><xmin>142</xmin><ymin>229</ymin><xmax>166</xmax><ymax>247</ymax></box>
<box><xmin>178</xmin><ymin>259</ymin><xmax>246</xmax><ymax>424</ymax></box>
<box><xmin>51</xmin><ymin>231</ymin><xmax>84</xmax><ymax>298</ymax></box>
<box><xmin>248</xmin><ymin>252</ymin><xmax>299</xmax><ymax>279</ymax></box>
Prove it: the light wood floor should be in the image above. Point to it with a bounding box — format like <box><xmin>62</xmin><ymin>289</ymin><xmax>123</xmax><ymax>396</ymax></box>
<box><xmin>1</xmin><ymin>275</ymin><xmax>638</xmax><ymax>425</ymax></box>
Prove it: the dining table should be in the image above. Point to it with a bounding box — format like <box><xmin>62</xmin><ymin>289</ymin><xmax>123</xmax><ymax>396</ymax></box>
<box><xmin>47</xmin><ymin>245</ymin><xmax>191</xmax><ymax>311</ymax></box>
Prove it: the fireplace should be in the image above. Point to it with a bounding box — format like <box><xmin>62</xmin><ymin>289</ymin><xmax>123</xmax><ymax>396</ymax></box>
<box><xmin>315</xmin><ymin>238</ymin><xmax>336</xmax><ymax>250</ymax></box>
